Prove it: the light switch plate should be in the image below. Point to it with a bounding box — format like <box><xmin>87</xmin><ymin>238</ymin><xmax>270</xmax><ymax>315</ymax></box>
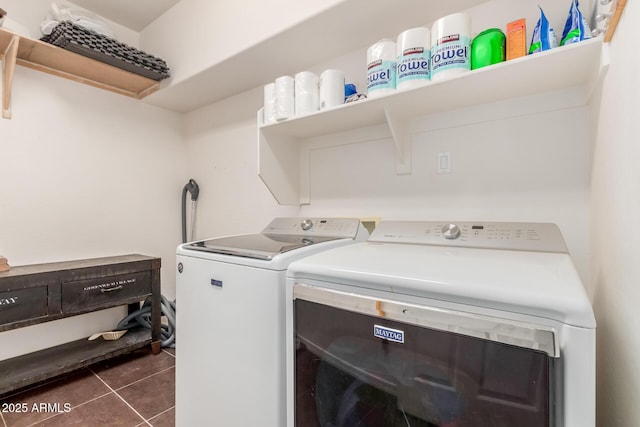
<box><xmin>437</xmin><ymin>151</ymin><xmax>451</xmax><ymax>174</ymax></box>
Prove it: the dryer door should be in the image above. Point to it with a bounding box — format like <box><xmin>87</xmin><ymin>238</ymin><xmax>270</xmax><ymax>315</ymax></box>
<box><xmin>293</xmin><ymin>284</ymin><xmax>555</xmax><ymax>427</ymax></box>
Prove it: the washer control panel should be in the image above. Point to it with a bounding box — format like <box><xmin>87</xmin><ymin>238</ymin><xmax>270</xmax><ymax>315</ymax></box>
<box><xmin>370</xmin><ymin>221</ymin><xmax>568</xmax><ymax>253</ymax></box>
<box><xmin>262</xmin><ymin>217</ymin><xmax>365</xmax><ymax>238</ymax></box>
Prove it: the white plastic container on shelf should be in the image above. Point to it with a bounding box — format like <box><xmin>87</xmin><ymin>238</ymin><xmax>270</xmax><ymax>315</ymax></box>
<box><xmin>397</xmin><ymin>27</ymin><xmax>431</xmax><ymax>90</ymax></box>
<box><xmin>263</xmin><ymin>83</ymin><xmax>277</xmax><ymax>124</ymax></box>
<box><xmin>294</xmin><ymin>71</ymin><xmax>319</xmax><ymax>116</ymax></box>
<box><xmin>319</xmin><ymin>69</ymin><xmax>345</xmax><ymax>110</ymax></box>
<box><xmin>275</xmin><ymin>75</ymin><xmax>294</xmax><ymax>121</ymax></box>
<box><xmin>431</xmin><ymin>12</ymin><xmax>471</xmax><ymax>81</ymax></box>
<box><xmin>366</xmin><ymin>39</ymin><xmax>397</xmax><ymax>98</ymax></box>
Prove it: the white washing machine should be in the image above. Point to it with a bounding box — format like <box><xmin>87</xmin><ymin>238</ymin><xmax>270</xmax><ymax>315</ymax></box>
<box><xmin>175</xmin><ymin>217</ymin><xmax>368</xmax><ymax>427</ymax></box>
<box><xmin>285</xmin><ymin>221</ymin><xmax>595</xmax><ymax>427</ymax></box>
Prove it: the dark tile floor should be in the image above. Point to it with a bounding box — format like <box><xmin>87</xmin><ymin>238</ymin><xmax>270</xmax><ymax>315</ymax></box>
<box><xmin>0</xmin><ymin>347</ymin><xmax>175</xmax><ymax>427</ymax></box>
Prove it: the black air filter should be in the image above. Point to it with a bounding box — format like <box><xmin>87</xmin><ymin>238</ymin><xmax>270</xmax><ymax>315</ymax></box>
<box><xmin>41</xmin><ymin>21</ymin><xmax>170</xmax><ymax>81</ymax></box>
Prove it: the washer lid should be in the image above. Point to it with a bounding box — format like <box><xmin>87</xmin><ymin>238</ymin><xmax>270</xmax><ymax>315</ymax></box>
<box><xmin>183</xmin><ymin>234</ymin><xmax>341</xmax><ymax>260</ymax></box>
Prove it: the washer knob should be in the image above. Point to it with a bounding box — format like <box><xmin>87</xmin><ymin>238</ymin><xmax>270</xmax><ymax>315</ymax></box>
<box><xmin>300</xmin><ymin>219</ymin><xmax>314</xmax><ymax>231</ymax></box>
<box><xmin>442</xmin><ymin>223</ymin><xmax>461</xmax><ymax>240</ymax></box>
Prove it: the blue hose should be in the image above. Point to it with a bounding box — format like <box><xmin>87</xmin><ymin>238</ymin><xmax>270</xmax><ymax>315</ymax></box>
<box><xmin>117</xmin><ymin>295</ymin><xmax>176</xmax><ymax>348</ymax></box>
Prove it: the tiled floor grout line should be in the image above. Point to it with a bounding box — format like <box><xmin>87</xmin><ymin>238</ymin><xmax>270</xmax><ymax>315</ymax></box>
<box><xmin>89</xmin><ymin>370</ymin><xmax>152</xmax><ymax>427</ymax></box>
<box><xmin>149</xmin><ymin>405</ymin><xmax>174</xmax><ymax>420</ymax></box>
<box><xmin>24</xmin><ymin>390</ymin><xmax>114</xmax><ymax>427</ymax></box>
<box><xmin>105</xmin><ymin>365</ymin><xmax>175</xmax><ymax>393</ymax></box>
<box><xmin>161</xmin><ymin>348</ymin><xmax>175</xmax><ymax>358</ymax></box>
<box><xmin>140</xmin><ymin>405</ymin><xmax>175</xmax><ymax>427</ymax></box>
<box><xmin>0</xmin><ymin>410</ymin><xmax>6</xmax><ymax>427</ymax></box>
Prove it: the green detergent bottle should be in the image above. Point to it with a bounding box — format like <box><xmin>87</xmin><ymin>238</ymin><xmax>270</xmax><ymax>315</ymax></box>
<box><xmin>471</xmin><ymin>28</ymin><xmax>506</xmax><ymax>70</ymax></box>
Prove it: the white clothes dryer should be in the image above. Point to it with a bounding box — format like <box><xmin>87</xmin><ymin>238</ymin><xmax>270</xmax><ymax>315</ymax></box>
<box><xmin>175</xmin><ymin>217</ymin><xmax>368</xmax><ymax>427</ymax></box>
<box><xmin>285</xmin><ymin>221</ymin><xmax>595</xmax><ymax>427</ymax></box>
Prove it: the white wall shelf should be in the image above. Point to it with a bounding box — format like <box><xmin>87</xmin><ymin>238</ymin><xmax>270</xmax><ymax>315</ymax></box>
<box><xmin>258</xmin><ymin>37</ymin><xmax>605</xmax><ymax>206</ymax></box>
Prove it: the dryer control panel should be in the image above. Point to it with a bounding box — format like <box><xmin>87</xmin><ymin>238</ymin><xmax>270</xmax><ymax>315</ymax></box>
<box><xmin>262</xmin><ymin>217</ymin><xmax>366</xmax><ymax>239</ymax></box>
<box><xmin>369</xmin><ymin>221</ymin><xmax>568</xmax><ymax>253</ymax></box>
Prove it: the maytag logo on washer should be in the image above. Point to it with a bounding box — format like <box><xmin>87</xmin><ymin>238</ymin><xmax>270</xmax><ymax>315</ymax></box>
<box><xmin>373</xmin><ymin>324</ymin><xmax>405</xmax><ymax>343</ymax></box>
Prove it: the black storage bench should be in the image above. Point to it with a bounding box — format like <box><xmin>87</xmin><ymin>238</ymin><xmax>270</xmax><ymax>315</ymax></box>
<box><xmin>0</xmin><ymin>254</ymin><xmax>161</xmax><ymax>395</ymax></box>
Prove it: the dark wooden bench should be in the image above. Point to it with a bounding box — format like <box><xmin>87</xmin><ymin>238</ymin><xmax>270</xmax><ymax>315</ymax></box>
<box><xmin>0</xmin><ymin>254</ymin><xmax>161</xmax><ymax>395</ymax></box>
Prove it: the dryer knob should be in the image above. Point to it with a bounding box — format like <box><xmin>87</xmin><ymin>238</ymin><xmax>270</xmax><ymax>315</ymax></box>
<box><xmin>301</xmin><ymin>219</ymin><xmax>314</xmax><ymax>231</ymax></box>
<box><xmin>442</xmin><ymin>223</ymin><xmax>461</xmax><ymax>240</ymax></box>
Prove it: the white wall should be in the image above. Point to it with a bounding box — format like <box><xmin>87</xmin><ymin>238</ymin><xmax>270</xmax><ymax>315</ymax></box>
<box><xmin>2</xmin><ymin>0</ymin><xmax>139</xmax><ymax>46</ymax></box>
<box><xmin>141</xmin><ymin>0</ymin><xmax>344</xmax><ymax>85</ymax></box>
<box><xmin>590</xmin><ymin>1</ymin><xmax>640</xmax><ymax>425</ymax></box>
<box><xmin>182</xmin><ymin>88</ymin><xmax>297</xmax><ymax>239</ymax></box>
<box><xmin>298</xmin><ymin>95</ymin><xmax>591</xmax><ymax>284</ymax></box>
<box><xmin>0</xmin><ymin>65</ymin><xmax>184</xmax><ymax>359</ymax></box>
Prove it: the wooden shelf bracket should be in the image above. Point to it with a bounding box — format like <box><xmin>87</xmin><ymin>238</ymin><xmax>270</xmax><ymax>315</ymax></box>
<box><xmin>604</xmin><ymin>0</ymin><xmax>627</xmax><ymax>43</ymax></box>
<box><xmin>1</xmin><ymin>34</ymin><xmax>18</xmax><ymax>119</ymax></box>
